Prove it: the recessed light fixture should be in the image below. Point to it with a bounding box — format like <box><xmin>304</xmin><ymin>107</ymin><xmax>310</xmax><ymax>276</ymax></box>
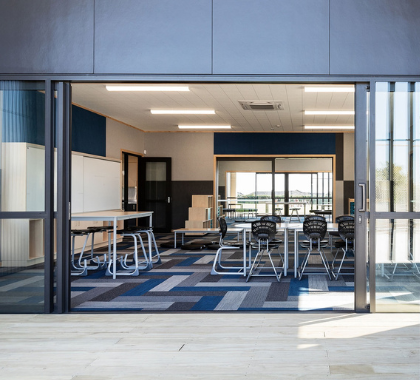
<box><xmin>304</xmin><ymin>86</ymin><xmax>355</xmax><ymax>93</ymax></box>
<box><xmin>106</xmin><ymin>85</ymin><xmax>190</xmax><ymax>92</ymax></box>
<box><xmin>304</xmin><ymin>110</ymin><xmax>355</xmax><ymax>115</ymax></box>
<box><xmin>304</xmin><ymin>125</ymin><xmax>355</xmax><ymax>130</ymax></box>
<box><xmin>178</xmin><ymin>125</ymin><xmax>231</xmax><ymax>129</ymax></box>
<box><xmin>151</xmin><ymin>110</ymin><xmax>215</xmax><ymax>115</ymax></box>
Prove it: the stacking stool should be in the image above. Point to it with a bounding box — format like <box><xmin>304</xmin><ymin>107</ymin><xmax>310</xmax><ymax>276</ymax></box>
<box><xmin>70</xmin><ymin>228</ymin><xmax>105</xmax><ymax>276</ymax></box>
<box><xmin>124</xmin><ymin>225</ymin><xmax>161</xmax><ymax>269</ymax></box>
<box><xmin>105</xmin><ymin>228</ymin><xmax>150</xmax><ymax>276</ymax></box>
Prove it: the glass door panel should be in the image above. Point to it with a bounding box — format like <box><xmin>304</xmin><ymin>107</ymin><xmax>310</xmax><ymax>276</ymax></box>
<box><xmin>373</xmin><ymin>82</ymin><xmax>420</xmax><ymax>312</ymax></box>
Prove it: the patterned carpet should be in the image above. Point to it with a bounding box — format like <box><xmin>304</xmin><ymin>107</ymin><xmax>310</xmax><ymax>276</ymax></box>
<box><xmin>70</xmin><ymin>233</ymin><xmax>356</xmax><ymax>312</ymax></box>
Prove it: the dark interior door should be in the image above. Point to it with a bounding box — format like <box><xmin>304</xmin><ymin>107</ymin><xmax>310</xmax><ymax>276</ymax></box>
<box><xmin>139</xmin><ymin>157</ymin><xmax>172</xmax><ymax>232</ymax></box>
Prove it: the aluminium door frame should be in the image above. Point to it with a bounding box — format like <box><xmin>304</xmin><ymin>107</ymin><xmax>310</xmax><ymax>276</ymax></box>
<box><xmin>3</xmin><ymin>74</ymin><xmax>419</xmax><ymax>314</ymax></box>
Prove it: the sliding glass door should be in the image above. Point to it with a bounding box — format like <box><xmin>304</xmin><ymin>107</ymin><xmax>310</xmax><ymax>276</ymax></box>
<box><xmin>370</xmin><ymin>81</ymin><xmax>420</xmax><ymax>312</ymax></box>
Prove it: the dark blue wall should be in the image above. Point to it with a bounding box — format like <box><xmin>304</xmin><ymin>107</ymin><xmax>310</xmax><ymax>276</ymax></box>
<box><xmin>2</xmin><ymin>90</ymin><xmax>106</xmax><ymax>156</ymax></box>
<box><xmin>214</xmin><ymin>133</ymin><xmax>336</xmax><ymax>155</ymax></box>
<box><xmin>71</xmin><ymin>105</ymin><xmax>106</xmax><ymax>157</ymax></box>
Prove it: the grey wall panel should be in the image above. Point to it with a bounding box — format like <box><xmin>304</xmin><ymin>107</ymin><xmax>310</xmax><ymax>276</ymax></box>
<box><xmin>330</xmin><ymin>0</ymin><xmax>420</xmax><ymax>75</ymax></box>
<box><xmin>95</xmin><ymin>0</ymin><xmax>212</xmax><ymax>74</ymax></box>
<box><xmin>213</xmin><ymin>0</ymin><xmax>329</xmax><ymax>75</ymax></box>
<box><xmin>0</xmin><ymin>0</ymin><xmax>94</xmax><ymax>74</ymax></box>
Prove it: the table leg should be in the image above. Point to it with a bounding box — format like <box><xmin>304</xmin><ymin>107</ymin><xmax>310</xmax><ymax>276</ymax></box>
<box><xmin>113</xmin><ymin>217</ymin><xmax>117</xmax><ymax>279</ymax></box>
<box><xmin>294</xmin><ymin>229</ymin><xmax>298</xmax><ymax>278</ymax></box>
<box><xmin>174</xmin><ymin>232</ymin><xmax>177</xmax><ymax>248</ymax></box>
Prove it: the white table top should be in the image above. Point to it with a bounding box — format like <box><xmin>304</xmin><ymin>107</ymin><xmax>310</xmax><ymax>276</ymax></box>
<box><xmin>234</xmin><ymin>222</ymin><xmax>337</xmax><ymax>230</ymax></box>
<box><xmin>71</xmin><ymin>210</ymin><xmax>153</xmax><ymax>221</ymax></box>
<box><xmin>173</xmin><ymin>227</ymin><xmax>244</xmax><ymax>233</ymax></box>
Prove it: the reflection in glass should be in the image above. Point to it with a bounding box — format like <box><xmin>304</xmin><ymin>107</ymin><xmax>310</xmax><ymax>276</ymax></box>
<box><xmin>0</xmin><ymin>219</ymin><xmax>45</xmax><ymax>313</ymax></box>
<box><xmin>375</xmin><ymin>82</ymin><xmax>419</xmax><ymax>213</ymax></box>
<box><xmin>375</xmin><ymin>219</ymin><xmax>420</xmax><ymax>312</ymax></box>
<box><xmin>0</xmin><ymin>81</ymin><xmax>46</xmax><ymax>212</ymax></box>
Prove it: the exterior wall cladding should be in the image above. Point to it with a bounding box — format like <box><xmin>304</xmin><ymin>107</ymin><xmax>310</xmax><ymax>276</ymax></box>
<box><xmin>0</xmin><ymin>0</ymin><xmax>419</xmax><ymax>77</ymax></box>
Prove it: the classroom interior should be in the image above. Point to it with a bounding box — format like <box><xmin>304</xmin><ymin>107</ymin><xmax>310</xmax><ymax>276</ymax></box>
<box><xmin>1</xmin><ymin>82</ymin><xmax>418</xmax><ymax>313</ymax></box>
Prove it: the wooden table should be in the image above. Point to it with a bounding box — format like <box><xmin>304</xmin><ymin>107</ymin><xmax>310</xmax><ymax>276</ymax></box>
<box><xmin>71</xmin><ymin>210</ymin><xmax>153</xmax><ymax>279</ymax></box>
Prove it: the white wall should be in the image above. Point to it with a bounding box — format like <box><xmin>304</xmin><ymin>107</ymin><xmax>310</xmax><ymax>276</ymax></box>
<box><xmin>144</xmin><ymin>132</ymin><xmax>214</xmax><ymax>181</ymax></box>
<box><xmin>106</xmin><ymin>118</ymin><xmax>145</xmax><ymax>159</ymax></box>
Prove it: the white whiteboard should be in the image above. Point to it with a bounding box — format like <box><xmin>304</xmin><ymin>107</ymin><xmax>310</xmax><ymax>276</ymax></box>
<box><xmin>71</xmin><ymin>154</ymin><xmax>84</xmax><ymax>213</ymax></box>
<box><xmin>82</xmin><ymin>157</ymin><xmax>121</xmax><ymax>212</ymax></box>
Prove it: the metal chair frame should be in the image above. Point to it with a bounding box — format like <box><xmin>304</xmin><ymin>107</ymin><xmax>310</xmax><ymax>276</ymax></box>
<box><xmin>331</xmin><ymin>219</ymin><xmax>355</xmax><ymax>280</ymax></box>
<box><xmin>211</xmin><ymin>217</ymin><xmax>246</xmax><ymax>275</ymax></box>
<box><xmin>246</xmin><ymin>220</ymin><xmax>283</xmax><ymax>282</ymax></box>
<box><xmin>298</xmin><ymin>219</ymin><xmax>331</xmax><ymax>280</ymax></box>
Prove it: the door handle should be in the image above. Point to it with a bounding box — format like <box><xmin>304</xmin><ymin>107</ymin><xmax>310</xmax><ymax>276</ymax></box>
<box><xmin>358</xmin><ymin>183</ymin><xmax>366</xmax><ymax>212</ymax></box>
<box><xmin>167</xmin><ymin>197</ymin><xmax>171</xmax><ymax>203</ymax></box>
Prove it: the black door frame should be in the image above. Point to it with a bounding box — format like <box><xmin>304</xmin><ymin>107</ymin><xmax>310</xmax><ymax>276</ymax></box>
<box><xmin>138</xmin><ymin>157</ymin><xmax>172</xmax><ymax>233</ymax></box>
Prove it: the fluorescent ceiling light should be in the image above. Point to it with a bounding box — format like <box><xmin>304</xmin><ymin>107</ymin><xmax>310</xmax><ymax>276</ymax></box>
<box><xmin>304</xmin><ymin>86</ymin><xmax>355</xmax><ymax>93</ymax></box>
<box><xmin>178</xmin><ymin>125</ymin><xmax>231</xmax><ymax>129</ymax></box>
<box><xmin>304</xmin><ymin>110</ymin><xmax>355</xmax><ymax>115</ymax></box>
<box><xmin>106</xmin><ymin>85</ymin><xmax>189</xmax><ymax>92</ymax></box>
<box><xmin>151</xmin><ymin>110</ymin><xmax>215</xmax><ymax>115</ymax></box>
<box><xmin>304</xmin><ymin>125</ymin><xmax>355</xmax><ymax>130</ymax></box>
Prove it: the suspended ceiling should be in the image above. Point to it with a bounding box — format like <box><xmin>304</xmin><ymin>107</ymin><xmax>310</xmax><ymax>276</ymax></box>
<box><xmin>71</xmin><ymin>83</ymin><xmax>354</xmax><ymax>132</ymax></box>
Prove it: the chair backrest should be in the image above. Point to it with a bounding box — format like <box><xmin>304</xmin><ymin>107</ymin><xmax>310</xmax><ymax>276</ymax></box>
<box><xmin>303</xmin><ymin>219</ymin><xmax>327</xmax><ymax>241</ymax></box>
<box><xmin>335</xmin><ymin>214</ymin><xmax>354</xmax><ymax>223</ymax></box>
<box><xmin>260</xmin><ymin>215</ymin><xmax>282</xmax><ymax>223</ymax></box>
<box><xmin>304</xmin><ymin>215</ymin><xmax>326</xmax><ymax>222</ymax></box>
<box><xmin>218</xmin><ymin>216</ymin><xmax>228</xmax><ymax>240</ymax></box>
<box><xmin>338</xmin><ymin>219</ymin><xmax>354</xmax><ymax>242</ymax></box>
<box><xmin>251</xmin><ymin>220</ymin><xmax>276</xmax><ymax>243</ymax></box>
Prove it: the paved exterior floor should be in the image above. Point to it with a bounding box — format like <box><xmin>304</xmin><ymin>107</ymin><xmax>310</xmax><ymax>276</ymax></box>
<box><xmin>0</xmin><ymin>313</ymin><xmax>419</xmax><ymax>379</ymax></box>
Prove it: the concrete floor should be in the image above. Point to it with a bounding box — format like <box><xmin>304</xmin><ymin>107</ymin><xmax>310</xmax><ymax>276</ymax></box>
<box><xmin>0</xmin><ymin>312</ymin><xmax>419</xmax><ymax>379</ymax></box>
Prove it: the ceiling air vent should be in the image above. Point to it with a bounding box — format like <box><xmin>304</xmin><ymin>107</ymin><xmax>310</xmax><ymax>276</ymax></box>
<box><xmin>239</xmin><ymin>100</ymin><xmax>284</xmax><ymax>111</ymax></box>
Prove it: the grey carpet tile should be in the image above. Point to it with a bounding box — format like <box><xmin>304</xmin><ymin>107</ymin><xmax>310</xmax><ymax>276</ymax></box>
<box><xmin>0</xmin><ymin>276</ymin><xmax>44</xmax><ymax>292</ymax></box>
<box><xmin>166</xmin><ymin>302</ymin><xmax>195</xmax><ymax>311</ymax></box>
<box><xmin>239</xmin><ymin>286</ymin><xmax>271</xmax><ymax>308</ymax></box>
<box><xmin>200</xmin><ymin>274</ymin><xmax>223</xmax><ymax>283</ymax></box>
<box><xmin>155</xmin><ymin>259</ymin><xmax>185</xmax><ymax>269</ymax></box>
<box><xmin>114</xmin><ymin>295</ymin><xmax>202</xmax><ymax>303</ymax></box>
<box><xmin>145</xmin><ymin>291</ymin><xmax>227</xmax><ymax>297</ymax></box>
<box><xmin>89</xmin><ymin>283</ymin><xmax>144</xmax><ymax>302</ymax></box>
<box><xmin>150</xmin><ymin>275</ymin><xmax>190</xmax><ymax>292</ymax></box>
<box><xmin>214</xmin><ymin>291</ymin><xmax>248</xmax><ymax>311</ymax></box>
<box><xmin>309</xmin><ymin>276</ymin><xmax>329</xmax><ymax>292</ymax></box>
<box><xmin>71</xmin><ymin>287</ymin><xmax>114</xmax><ymax>307</ymax></box>
<box><xmin>193</xmin><ymin>255</ymin><xmax>216</xmax><ymax>264</ymax></box>
<box><xmin>76</xmin><ymin>301</ymin><xmax>173</xmax><ymax>309</ymax></box>
<box><xmin>177</xmin><ymin>272</ymin><xmax>209</xmax><ymax>287</ymax></box>
<box><xmin>265</xmin><ymin>282</ymin><xmax>290</xmax><ymax>302</ymax></box>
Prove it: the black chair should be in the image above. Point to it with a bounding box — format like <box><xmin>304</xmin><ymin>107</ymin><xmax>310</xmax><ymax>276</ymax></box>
<box><xmin>328</xmin><ymin>215</ymin><xmax>354</xmax><ymax>256</ymax></box>
<box><xmin>331</xmin><ymin>219</ymin><xmax>355</xmax><ymax>280</ymax></box>
<box><xmin>246</xmin><ymin>220</ymin><xmax>283</xmax><ymax>282</ymax></box>
<box><xmin>298</xmin><ymin>218</ymin><xmax>331</xmax><ymax>280</ymax></box>
<box><xmin>260</xmin><ymin>215</ymin><xmax>284</xmax><ymax>254</ymax></box>
<box><xmin>211</xmin><ymin>217</ymin><xmax>247</xmax><ymax>275</ymax></box>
